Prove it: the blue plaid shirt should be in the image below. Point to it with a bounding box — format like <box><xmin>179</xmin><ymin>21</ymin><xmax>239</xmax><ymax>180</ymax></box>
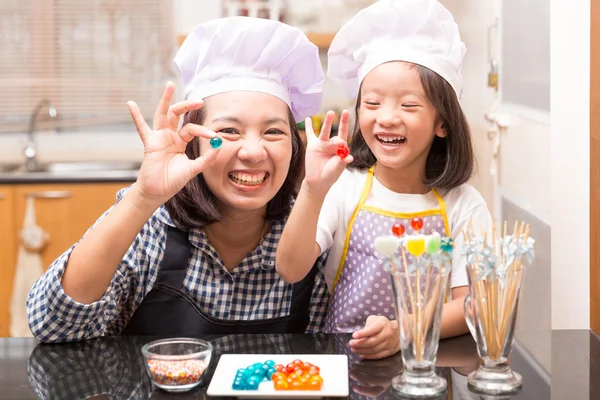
<box><xmin>27</xmin><ymin>187</ymin><xmax>329</xmax><ymax>343</ymax></box>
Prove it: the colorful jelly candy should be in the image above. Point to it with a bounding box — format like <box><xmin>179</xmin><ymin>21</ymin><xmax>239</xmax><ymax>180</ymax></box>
<box><xmin>425</xmin><ymin>232</ymin><xmax>442</xmax><ymax>254</ymax></box>
<box><xmin>272</xmin><ymin>359</ymin><xmax>323</xmax><ymax>391</ymax></box>
<box><xmin>336</xmin><ymin>144</ymin><xmax>349</xmax><ymax>158</ymax></box>
<box><xmin>231</xmin><ymin>359</ymin><xmax>323</xmax><ymax>391</ymax></box>
<box><xmin>411</xmin><ymin>217</ymin><xmax>424</xmax><ymax>231</ymax></box>
<box><xmin>391</xmin><ymin>223</ymin><xmax>405</xmax><ymax>237</ymax></box>
<box><xmin>406</xmin><ymin>235</ymin><xmax>426</xmax><ymax>257</ymax></box>
<box><xmin>441</xmin><ymin>237</ymin><xmax>454</xmax><ymax>253</ymax></box>
<box><xmin>232</xmin><ymin>360</ymin><xmax>278</xmax><ymax>390</ymax></box>
<box><xmin>374</xmin><ymin>235</ymin><xmax>400</xmax><ymax>257</ymax></box>
<box><xmin>209</xmin><ymin>136</ymin><xmax>223</xmax><ymax>149</ymax></box>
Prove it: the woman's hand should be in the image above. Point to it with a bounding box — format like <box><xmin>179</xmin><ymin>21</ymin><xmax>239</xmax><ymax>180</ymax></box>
<box><xmin>302</xmin><ymin>110</ymin><xmax>353</xmax><ymax>197</ymax></box>
<box><xmin>349</xmin><ymin>315</ymin><xmax>401</xmax><ymax>360</ymax></box>
<box><xmin>127</xmin><ymin>81</ymin><xmax>221</xmax><ymax>207</ymax></box>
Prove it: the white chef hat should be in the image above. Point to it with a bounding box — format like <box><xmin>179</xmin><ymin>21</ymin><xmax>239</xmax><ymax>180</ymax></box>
<box><xmin>174</xmin><ymin>16</ymin><xmax>324</xmax><ymax>122</ymax></box>
<box><xmin>328</xmin><ymin>0</ymin><xmax>466</xmax><ymax>99</ymax></box>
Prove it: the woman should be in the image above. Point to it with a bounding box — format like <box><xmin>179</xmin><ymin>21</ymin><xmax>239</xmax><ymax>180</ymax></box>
<box><xmin>26</xmin><ymin>16</ymin><xmax>329</xmax><ymax>342</ymax></box>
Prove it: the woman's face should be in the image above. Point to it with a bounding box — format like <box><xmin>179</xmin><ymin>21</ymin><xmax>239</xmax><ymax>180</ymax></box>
<box><xmin>199</xmin><ymin>91</ymin><xmax>293</xmax><ymax>213</ymax></box>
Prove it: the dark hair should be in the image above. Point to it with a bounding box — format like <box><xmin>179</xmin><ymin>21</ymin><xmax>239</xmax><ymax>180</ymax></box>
<box><xmin>165</xmin><ymin>106</ymin><xmax>304</xmax><ymax>229</ymax></box>
<box><xmin>348</xmin><ymin>63</ymin><xmax>475</xmax><ymax>190</ymax></box>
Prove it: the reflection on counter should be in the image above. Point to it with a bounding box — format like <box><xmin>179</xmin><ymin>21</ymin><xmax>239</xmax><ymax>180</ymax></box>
<box><xmin>24</xmin><ymin>333</ymin><xmax>550</xmax><ymax>399</ymax></box>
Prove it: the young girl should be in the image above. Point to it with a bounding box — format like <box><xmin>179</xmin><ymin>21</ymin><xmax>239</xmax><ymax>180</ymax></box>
<box><xmin>277</xmin><ymin>0</ymin><xmax>492</xmax><ymax>359</ymax></box>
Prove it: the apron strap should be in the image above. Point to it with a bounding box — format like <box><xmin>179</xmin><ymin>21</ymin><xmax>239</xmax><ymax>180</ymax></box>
<box><xmin>432</xmin><ymin>189</ymin><xmax>451</xmax><ymax>237</ymax></box>
<box><xmin>156</xmin><ymin>226</ymin><xmax>192</xmax><ymax>289</ymax></box>
<box><xmin>289</xmin><ymin>261</ymin><xmax>319</xmax><ymax>315</ymax></box>
<box><xmin>332</xmin><ymin>166</ymin><xmax>375</xmax><ymax>289</ymax></box>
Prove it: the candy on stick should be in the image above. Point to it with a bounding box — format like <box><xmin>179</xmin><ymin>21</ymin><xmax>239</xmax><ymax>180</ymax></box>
<box><xmin>336</xmin><ymin>144</ymin><xmax>349</xmax><ymax>158</ymax></box>
<box><xmin>461</xmin><ymin>220</ymin><xmax>535</xmax><ymax>360</ymax></box>
<box><xmin>375</xmin><ymin>225</ymin><xmax>453</xmax><ymax>363</ymax></box>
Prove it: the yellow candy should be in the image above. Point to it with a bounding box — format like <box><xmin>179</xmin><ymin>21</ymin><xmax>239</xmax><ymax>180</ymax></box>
<box><xmin>406</xmin><ymin>236</ymin><xmax>426</xmax><ymax>257</ymax></box>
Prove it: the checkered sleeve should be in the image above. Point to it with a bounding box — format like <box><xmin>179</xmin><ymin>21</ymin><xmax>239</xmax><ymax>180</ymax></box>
<box><xmin>26</xmin><ymin>187</ymin><xmax>164</xmax><ymax>343</ymax></box>
<box><xmin>305</xmin><ymin>251</ymin><xmax>330</xmax><ymax>333</ymax></box>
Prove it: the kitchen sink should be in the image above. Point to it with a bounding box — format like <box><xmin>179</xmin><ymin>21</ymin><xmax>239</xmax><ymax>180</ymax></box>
<box><xmin>0</xmin><ymin>161</ymin><xmax>142</xmax><ymax>181</ymax></box>
<box><xmin>21</xmin><ymin>161</ymin><xmax>142</xmax><ymax>174</ymax></box>
<box><xmin>0</xmin><ymin>163</ymin><xmax>20</xmax><ymax>173</ymax></box>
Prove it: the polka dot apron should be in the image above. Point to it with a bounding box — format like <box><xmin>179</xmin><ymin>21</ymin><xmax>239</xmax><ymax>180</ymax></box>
<box><xmin>324</xmin><ymin>166</ymin><xmax>451</xmax><ymax>333</ymax></box>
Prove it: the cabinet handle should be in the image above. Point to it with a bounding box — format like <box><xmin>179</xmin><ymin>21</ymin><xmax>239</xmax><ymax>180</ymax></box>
<box><xmin>25</xmin><ymin>191</ymin><xmax>71</xmax><ymax>199</ymax></box>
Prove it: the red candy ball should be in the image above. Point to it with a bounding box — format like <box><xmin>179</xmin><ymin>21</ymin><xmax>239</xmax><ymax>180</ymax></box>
<box><xmin>411</xmin><ymin>217</ymin><xmax>424</xmax><ymax>231</ymax></box>
<box><xmin>391</xmin><ymin>223</ymin><xmax>405</xmax><ymax>237</ymax></box>
<box><xmin>336</xmin><ymin>144</ymin><xmax>349</xmax><ymax>158</ymax></box>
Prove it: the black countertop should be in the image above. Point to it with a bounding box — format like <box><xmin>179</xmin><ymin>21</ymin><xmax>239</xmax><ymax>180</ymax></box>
<box><xmin>0</xmin><ymin>331</ymin><xmax>568</xmax><ymax>400</ymax></box>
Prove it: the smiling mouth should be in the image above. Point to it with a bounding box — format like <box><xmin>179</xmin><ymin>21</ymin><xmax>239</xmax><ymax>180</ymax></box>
<box><xmin>228</xmin><ymin>171</ymin><xmax>269</xmax><ymax>186</ymax></box>
<box><xmin>376</xmin><ymin>135</ymin><xmax>406</xmax><ymax>145</ymax></box>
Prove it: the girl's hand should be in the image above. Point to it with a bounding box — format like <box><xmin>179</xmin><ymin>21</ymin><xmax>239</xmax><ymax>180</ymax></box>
<box><xmin>127</xmin><ymin>81</ymin><xmax>221</xmax><ymax>207</ymax></box>
<box><xmin>349</xmin><ymin>315</ymin><xmax>401</xmax><ymax>360</ymax></box>
<box><xmin>302</xmin><ymin>110</ymin><xmax>353</xmax><ymax>197</ymax></box>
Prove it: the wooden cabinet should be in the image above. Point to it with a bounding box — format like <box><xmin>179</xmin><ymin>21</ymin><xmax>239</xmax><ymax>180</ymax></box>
<box><xmin>0</xmin><ymin>182</ymin><xmax>132</xmax><ymax>337</ymax></box>
<box><xmin>0</xmin><ymin>186</ymin><xmax>16</xmax><ymax>337</ymax></box>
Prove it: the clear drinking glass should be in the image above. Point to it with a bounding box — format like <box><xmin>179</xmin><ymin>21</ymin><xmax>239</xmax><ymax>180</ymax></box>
<box><xmin>390</xmin><ymin>262</ymin><xmax>450</xmax><ymax>398</ymax></box>
<box><xmin>464</xmin><ymin>263</ymin><xmax>525</xmax><ymax>394</ymax></box>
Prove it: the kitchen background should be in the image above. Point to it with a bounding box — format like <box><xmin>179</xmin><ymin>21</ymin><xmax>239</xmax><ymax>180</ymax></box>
<box><xmin>0</xmin><ymin>0</ymin><xmax>590</xmax><ymax>381</ymax></box>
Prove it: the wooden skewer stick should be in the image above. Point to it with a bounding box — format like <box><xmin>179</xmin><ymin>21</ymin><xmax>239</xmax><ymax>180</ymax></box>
<box><xmin>421</xmin><ymin>264</ymin><xmax>444</xmax><ymax>344</ymax></box>
<box><xmin>400</xmin><ymin>247</ymin><xmax>420</xmax><ymax>361</ymax></box>
<box><xmin>498</xmin><ymin>223</ymin><xmax>530</xmax><ymax>346</ymax></box>
<box><xmin>391</xmin><ymin>256</ymin><xmax>411</xmax><ymax>331</ymax></box>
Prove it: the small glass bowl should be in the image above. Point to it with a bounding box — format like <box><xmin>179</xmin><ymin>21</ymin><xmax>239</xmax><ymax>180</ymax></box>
<box><xmin>141</xmin><ymin>338</ymin><xmax>213</xmax><ymax>392</ymax></box>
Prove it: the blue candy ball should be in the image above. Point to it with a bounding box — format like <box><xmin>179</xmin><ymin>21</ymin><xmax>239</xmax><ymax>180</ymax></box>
<box><xmin>266</xmin><ymin>367</ymin><xmax>277</xmax><ymax>380</ymax></box>
<box><xmin>209</xmin><ymin>136</ymin><xmax>223</xmax><ymax>149</ymax></box>
<box><xmin>264</xmin><ymin>360</ymin><xmax>276</xmax><ymax>368</ymax></box>
<box><xmin>232</xmin><ymin>378</ymin><xmax>245</xmax><ymax>390</ymax></box>
<box><xmin>246</xmin><ymin>378</ymin><xmax>260</xmax><ymax>390</ymax></box>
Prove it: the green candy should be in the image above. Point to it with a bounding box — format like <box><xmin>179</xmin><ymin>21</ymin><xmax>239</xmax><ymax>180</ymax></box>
<box><xmin>426</xmin><ymin>232</ymin><xmax>442</xmax><ymax>254</ymax></box>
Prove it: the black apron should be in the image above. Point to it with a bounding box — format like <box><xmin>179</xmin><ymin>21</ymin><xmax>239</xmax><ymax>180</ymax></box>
<box><xmin>122</xmin><ymin>226</ymin><xmax>318</xmax><ymax>336</ymax></box>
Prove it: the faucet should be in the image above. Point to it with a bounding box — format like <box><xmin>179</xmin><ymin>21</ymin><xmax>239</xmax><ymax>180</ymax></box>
<box><xmin>25</xmin><ymin>99</ymin><xmax>57</xmax><ymax>172</ymax></box>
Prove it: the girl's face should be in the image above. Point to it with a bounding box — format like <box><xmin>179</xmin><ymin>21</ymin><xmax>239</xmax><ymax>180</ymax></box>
<box><xmin>358</xmin><ymin>61</ymin><xmax>445</xmax><ymax>176</ymax></box>
<box><xmin>199</xmin><ymin>91</ymin><xmax>293</xmax><ymax>213</ymax></box>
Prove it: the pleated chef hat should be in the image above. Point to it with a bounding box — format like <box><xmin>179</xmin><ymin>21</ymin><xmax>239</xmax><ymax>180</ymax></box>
<box><xmin>328</xmin><ymin>0</ymin><xmax>466</xmax><ymax>99</ymax></box>
<box><xmin>174</xmin><ymin>16</ymin><xmax>324</xmax><ymax>122</ymax></box>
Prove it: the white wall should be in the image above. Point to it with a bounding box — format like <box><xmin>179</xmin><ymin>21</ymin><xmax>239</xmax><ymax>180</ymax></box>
<box><xmin>174</xmin><ymin>0</ymin><xmax>222</xmax><ymax>33</ymax></box>
<box><xmin>498</xmin><ymin>111</ymin><xmax>551</xmax><ymax>223</ymax></box>
<box><xmin>0</xmin><ymin>1</ymin><xmax>226</xmax><ymax>165</ymax></box>
<box><xmin>550</xmin><ymin>0</ymin><xmax>590</xmax><ymax>330</ymax></box>
<box><xmin>450</xmin><ymin>0</ymin><xmax>589</xmax><ymax>331</ymax></box>
<box><xmin>0</xmin><ymin>0</ymin><xmax>351</xmax><ymax>165</ymax></box>
<box><xmin>440</xmin><ymin>0</ymin><xmax>496</xmax><ymax>216</ymax></box>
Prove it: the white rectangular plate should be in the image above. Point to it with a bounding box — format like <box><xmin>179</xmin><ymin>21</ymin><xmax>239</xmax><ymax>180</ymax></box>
<box><xmin>206</xmin><ymin>354</ymin><xmax>349</xmax><ymax>398</ymax></box>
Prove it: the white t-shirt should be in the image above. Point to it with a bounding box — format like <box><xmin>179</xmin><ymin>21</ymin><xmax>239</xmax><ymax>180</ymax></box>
<box><xmin>316</xmin><ymin>168</ymin><xmax>493</xmax><ymax>292</ymax></box>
